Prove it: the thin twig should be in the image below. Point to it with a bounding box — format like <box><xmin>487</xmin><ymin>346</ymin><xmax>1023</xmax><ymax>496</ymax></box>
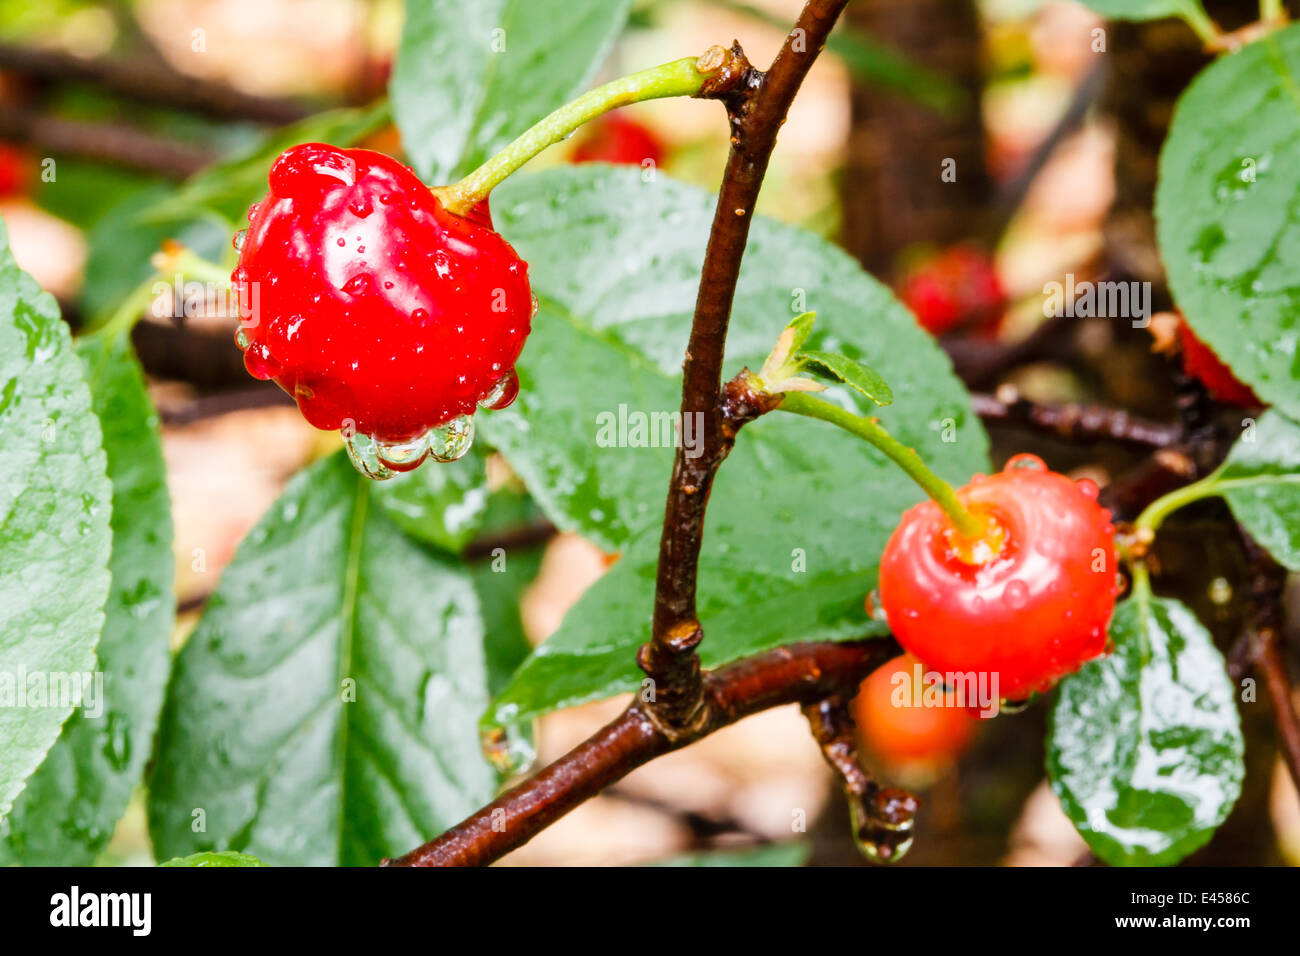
<box><xmin>0</xmin><ymin>106</ymin><xmax>213</xmax><ymax>178</ymax></box>
<box><xmin>384</xmin><ymin>638</ymin><xmax>900</xmax><ymax>866</ymax></box>
<box><xmin>644</xmin><ymin>0</ymin><xmax>851</xmax><ymax>737</ymax></box>
<box><xmin>972</xmin><ymin>387</ymin><xmax>1180</xmax><ymax>449</ymax></box>
<box><xmin>1241</xmin><ymin>534</ymin><xmax>1300</xmax><ymax>794</ymax></box>
<box><xmin>0</xmin><ymin>42</ymin><xmax>310</xmax><ymax>123</ymax></box>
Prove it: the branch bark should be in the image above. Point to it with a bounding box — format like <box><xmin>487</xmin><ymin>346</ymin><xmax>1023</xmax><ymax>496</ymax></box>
<box><xmin>972</xmin><ymin>387</ymin><xmax>1181</xmax><ymax>449</ymax></box>
<box><xmin>385</xmin><ymin>638</ymin><xmax>899</xmax><ymax>866</ymax></box>
<box><xmin>644</xmin><ymin>0</ymin><xmax>851</xmax><ymax>736</ymax></box>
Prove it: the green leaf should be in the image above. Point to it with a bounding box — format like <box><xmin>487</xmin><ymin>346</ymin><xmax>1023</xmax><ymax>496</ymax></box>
<box><xmin>372</xmin><ymin>443</ymin><xmax>490</xmax><ymax>553</ymax></box>
<box><xmin>0</xmin><ymin>219</ymin><xmax>112</xmax><ymax>820</ymax></box>
<box><xmin>785</xmin><ymin>311</ymin><xmax>816</xmax><ymax>354</ymax></box>
<box><xmin>392</xmin><ymin>0</ymin><xmax>633</xmax><ymax>183</ymax></box>
<box><xmin>798</xmin><ymin>350</ymin><xmax>893</xmax><ymax>406</ymax></box>
<box><xmin>1156</xmin><ymin>23</ymin><xmax>1300</xmax><ymax>418</ymax></box>
<box><xmin>159</xmin><ymin>851</ymin><xmax>266</xmax><ymax>867</ymax></box>
<box><xmin>1078</xmin><ymin>0</ymin><xmax>1207</xmax><ymax>20</ymax></box>
<box><xmin>643</xmin><ymin>842</ymin><xmax>810</xmax><ymax>867</ymax></box>
<box><xmin>147</xmin><ymin>454</ymin><xmax>496</xmax><ymax>866</ymax></box>
<box><xmin>1048</xmin><ymin>593</ymin><xmax>1244</xmax><ymax>866</ymax></box>
<box><xmin>483</xmin><ymin>166</ymin><xmax>987</xmax><ymax>725</ymax></box>
<box><xmin>1214</xmin><ymin>411</ymin><xmax>1300</xmax><ymax>570</ymax></box>
<box><xmin>0</xmin><ymin>338</ymin><xmax>173</xmax><ymax>864</ymax></box>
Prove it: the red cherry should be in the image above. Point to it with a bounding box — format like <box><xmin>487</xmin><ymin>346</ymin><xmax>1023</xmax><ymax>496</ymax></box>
<box><xmin>897</xmin><ymin>244</ymin><xmax>1005</xmax><ymax>336</ymax></box>
<box><xmin>878</xmin><ymin>454</ymin><xmax>1118</xmax><ymax>701</ymax></box>
<box><xmin>1176</xmin><ymin>319</ymin><xmax>1260</xmax><ymax>407</ymax></box>
<box><xmin>0</xmin><ymin>144</ymin><xmax>29</xmax><ymax>198</ymax></box>
<box><xmin>854</xmin><ymin>653</ymin><xmax>977</xmax><ymax>766</ymax></box>
<box><xmin>572</xmin><ymin>113</ymin><xmax>666</xmax><ymax>168</ymax></box>
<box><xmin>232</xmin><ymin>143</ymin><xmax>532</xmax><ymax>449</ymax></box>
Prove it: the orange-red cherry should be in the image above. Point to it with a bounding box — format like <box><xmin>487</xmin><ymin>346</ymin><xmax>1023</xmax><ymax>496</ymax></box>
<box><xmin>855</xmin><ymin>653</ymin><xmax>977</xmax><ymax>766</ymax></box>
<box><xmin>878</xmin><ymin>454</ymin><xmax>1118</xmax><ymax>702</ymax></box>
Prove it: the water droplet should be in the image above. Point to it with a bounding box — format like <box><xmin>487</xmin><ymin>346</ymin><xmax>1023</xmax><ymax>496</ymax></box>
<box><xmin>848</xmin><ymin>787</ymin><xmax>917</xmax><ymax>864</ymax></box>
<box><xmin>480</xmin><ymin>723</ymin><xmax>536</xmax><ymax>775</ymax></box>
<box><xmin>428</xmin><ymin>415</ymin><xmax>475</xmax><ymax>462</ymax></box>
<box><xmin>1208</xmin><ymin>577</ymin><xmax>1232</xmax><ymax>605</ymax></box>
<box><xmin>864</xmin><ymin>588</ymin><xmax>887</xmax><ymax>622</ymax></box>
<box><xmin>102</xmin><ymin>712</ymin><xmax>131</xmax><ymax>771</ymax></box>
<box><xmin>375</xmin><ymin>433</ymin><xmax>430</xmax><ymax>472</ymax></box>
<box><xmin>343</xmin><ymin>274</ymin><xmax>370</xmax><ymax>296</ymax></box>
<box><xmin>243</xmin><ymin>341</ymin><xmax>280</xmax><ymax>380</ymax></box>
<box><xmin>530</xmin><ymin>292</ymin><xmax>540</xmax><ymax>318</ymax></box>
<box><xmin>349</xmin><ymin>197</ymin><xmax>374</xmax><ymax>218</ymax></box>
<box><xmin>246</xmin><ymin>202</ymin><xmax>260</xmax><ymax>221</ymax></box>
<box><xmin>233</xmin><ymin>229</ymin><xmax>247</xmax><ymax>252</ymax></box>
<box><xmin>1003</xmin><ymin>579</ymin><xmax>1029</xmax><ymax>609</ymax></box>
<box><xmin>1004</xmin><ymin>453</ymin><xmax>1046</xmax><ymax>471</ymax></box>
<box><xmin>999</xmin><ymin>697</ymin><xmax>1032</xmax><ymax>714</ymax></box>
<box><xmin>344</xmin><ymin>430</ymin><xmax>396</xmax><ymax>480</ymax></box>
<box><xmin>234</xmin><ymin>328</ymin><xmax>251</xmax><ymax>350</ymax></box>
<box><xmin>478</xmin><ymin>368</ymin><xmax>519</xmax><ymax>410</ymax></box>
<box><xmin>1075</xmin><ymin>477</ymin><xmax>1100</xmax><ymax>500</ymax></box>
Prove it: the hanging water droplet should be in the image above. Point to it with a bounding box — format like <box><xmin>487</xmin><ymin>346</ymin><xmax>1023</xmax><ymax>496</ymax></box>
<box><xmin>243</xmin><ymin>341</ymin><xmax>280</xmax><ymax>380</ymax></box>
<box><xmin>848</xmin><ymin>787</ymin><xmax>917</xmax><ymax>864</ymax></box>
<box><xmin>864</xmin><ymin>588</ymin><xmax>887</xmax><ymax>622</ymax></box>
<box><xmin>428</xmin><ymin>414</ymin><xmax>475</xmax><ymax>462</ymax></box>
<box><xmin>480</xmin><ymin>723</ymin><xmax>536</xmax><ymax>775</ymax></box>
<box><xmin>999</xmin><ymin>696</ymin><xmax>1032</xmax><ymax>714</ymax></box>
<box><xmin>1208</xmin><ymin>576</ymin><xmax>1232</xmax><ymax>605</ymax></box>
<box><xmin>233</xmin><ymin>228</ymin><xmax>247</xmax><ymax>252</ymax></box>
<box><xmin>478</xmin><ymin>368</ymin><xmax>519</xmax><ymax>410</ymax></box>
<box><xmin>375</xmin><ymin>433</ymin><xmax>430</xmax><ymax>472</ymax></box>
<box><xmin>234</xmin><ymin>328</ymin><xmax>251</xmax><ymax>350</ymax></box>
<box><xmin>530</xmin><ymin>292</ymin><xmax>540</xmax><ymax>318</ymax></box>
<box><xmin>344</xmin><ymin>430</ymin><xmax>396</xmax><ymax>480</ymax></box>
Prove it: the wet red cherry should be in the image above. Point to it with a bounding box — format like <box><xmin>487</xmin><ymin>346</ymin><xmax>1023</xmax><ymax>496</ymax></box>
<box><xmin>897</xmin><ymin>244</ymin><xmax>1005</xmax><ymax>337</ymax></box>
<box><xmin>572</xmin><ymin>113</ymin><xmax>666</xmax><ymax>168</ymax></box>
<box><xmin>878</xmin><ymin>454</ymin><xmax>1118</xmax><ymax>701</ymax></box>
<box><xmin>232</xmin><ymin>143</ymin><xmax>532</xmax><ymax>445</ymax></box>
<box><xmin>1176</xmin><ymin>318</ymin><xmax>1260</xmax><ymax>407</ymax></box>
<box><xmin>855</xmin><ymin>653</ymin><xmax>977</xmax><ymax>766</ymax></box>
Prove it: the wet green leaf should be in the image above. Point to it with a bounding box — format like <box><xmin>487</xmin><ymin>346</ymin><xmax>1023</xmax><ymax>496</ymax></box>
<box><xmin>148</xmin><ymin>454</ymin><xmax>496</xmax><ymax>866</ymax></box>
<box><xmin>159</xmin><ymin>850</ymin><xmax>266</xmax><ymax>867</ymax></box>
<box><xmin>1079</xmin><ymin>0</ymin><xmax>1207</xmax><ymax>20</ymax></box>
<box><xmin>1214</xmin><ymin>411</ymin><xmax>1300</xmax><ymax>570</ymax></box>
<box><xmin>483</xmin><ymin>166</ymin><xmax>986</xmax><ymax>725</ymax></box>
<box><xmin>644</xmin><ymin>842</ymin><xmax>810</xmax><ymax>867</ymax></box>
<box><xmin>1157</xmin><ymin>24</ymin><xmax>1300</xmax><ymax>417</ymax></box>
<box><xmin>0</xmin><ymin>338</ymin><xmax>173</xmax><ymax>864</ymax></box>
<box><xmin>799</xmin><ymin>350</ymin><xmax>893</xmax><ymax>406</ymax></box>
<box><xmin>392</xmin><ymin>0</ymin><xmax>633</xmax><ymax>183</ymax></box>
<box><xmin>1048</xmin><ymin>594</ymin><xmax>1244</xmax><ymax>866</ymax></box>
<box><xmin>0</xmin><ymin>219</ymin><xmax>112</xmax><ymax>820</ymax></box>
<box><xmin>372</xmin><ymin>443</ymin><xmax>490</xmax><ymax>554</ymax></box>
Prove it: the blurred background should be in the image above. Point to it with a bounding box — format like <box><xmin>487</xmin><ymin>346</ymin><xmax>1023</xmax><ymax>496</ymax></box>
<box><xmin>1</xmin><ymin>0</ymin><xmax>1296</xmax><ymax>865</ymax></box>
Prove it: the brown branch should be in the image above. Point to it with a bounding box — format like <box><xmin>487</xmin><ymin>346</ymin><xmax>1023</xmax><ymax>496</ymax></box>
<box><xmin>0</xmin><ymin>106</ymin><xmax>213</xmax><ymax>178</ymax></box>
<box><xmin>972</xmin><ymin>386</ymin><xmax>1180</xmax><ymax>449</ymax></box>
<box><xmin>384</xmin><ymin>638</ymin><xmax>899</xmax><ymax>866</ymax></box>
<box><xmin>803</xmin><ymin>696</ymin><xmax>918</xmax><ymax>863</ymax></box>
<box><xmin>644</xmin><ymin>0</ymin><xmax>850</xmax><ymax>737</ymax></box>
<box><xmin>0</xmin><ymin>42</ymin><xmax>310</xmax><ymax>124</ymax></box>
<box><xmin>1241</xmin><ymin>535</ymin><xmax>1300</xmax><ymax>794</ymax></box>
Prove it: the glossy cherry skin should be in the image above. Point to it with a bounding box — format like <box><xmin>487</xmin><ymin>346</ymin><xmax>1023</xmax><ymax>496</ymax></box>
<box><xmin>232</xmin><ymin>143</ymin><xmax>532</xmax><ymax>442</ymax></box>
<box><xmin>855</xmin><ymin>653</ymin><xmax>976</xmax><ymax>766</ymax></box>
<box><xmin>572</xmin><ymin>114</ymin><xmax>666</xmax><ymax>168</ymax></box>
<box><xmin>878</xmin><ymin>454</ymin><xmax>1118</xmax><ymax>702</ymax></box>
<box><xmin>897</xmin><ymin>244</ymin><xmax>1005</xmax><ymax>337</ymax></box>
<box><xmin>1177</xmin><ymin>319</ymin><xmax>1260</xmax><ymax>407</ymax></box>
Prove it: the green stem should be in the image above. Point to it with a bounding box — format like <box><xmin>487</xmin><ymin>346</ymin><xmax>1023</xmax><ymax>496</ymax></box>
<box><xmin>1180</xmin><ymin>3</ymin><xmax>1223</xmax><ymax>45</ymax></box>
<box><xmin>433</xmin><ymin>52</ymin><xmax>729</xmax><ymax>215</ymax></box>
<box><xmin>1262</xmin><ymin>0</ymin><xmax>1285</xmax><ymax>23</ymax></box>
<box><xmin>92</xmin><ymin>275</ymin><xmax>160</xmax><ymax>346</ymax></box>
<box><xmin>1135</xmin><ymin>470</ymin><xmax>1300</xmax><ymax>534</ymax></box>
<box><xmin>777</xmin><ymin>392</ymin><xmax>985</xmax><ymax>540</ymax></box>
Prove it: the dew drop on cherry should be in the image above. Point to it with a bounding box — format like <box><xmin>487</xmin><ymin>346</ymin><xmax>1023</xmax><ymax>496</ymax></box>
<box><xmin>233</xmin><ymin>229</ymin><xmax>247</xmax><ymax>252</ymax></box>
<box><xmin>478</xmin><ymin>368</ymin><xmax>519</xmax><ymax>410</ymax></box>
<box><xmin>1003</xmin><ymin>579</ymin><xmax>1029</xmax><ymax>609</ymax></box>
<box><xmin>344</xmin><ymin>430</ymin><xmax>396</xmax><ymax>480</ymax></box>
<box><xmin>428</xmin><ymin>414</ymin><xmax>475</xmax><ymax>462</ymax></box>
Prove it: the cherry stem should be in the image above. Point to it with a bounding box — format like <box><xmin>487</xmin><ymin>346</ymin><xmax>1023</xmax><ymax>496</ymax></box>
<box><xmin>776</xmin><ymin>392</ymin><xmax>986</xmax><ymax>541</ymax></box>
<box><xmin>1262</xmin><ymin>0</ymin><xmax>1285</xmax><ymax>24</ymax></box>
<box><xmin>91</xmin><ymin>246</ymin><xmax>231</xmax><ymax>345</ymax></box>
<box><xmin>432</xmin><ymin>50</ymin><xmax>733</xmax><ymax>216</ymax></box>
<box><xmin>1181</xmin><ymin>4</ymin><xmax>1223</xmax><ymax>45</ymax></box>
